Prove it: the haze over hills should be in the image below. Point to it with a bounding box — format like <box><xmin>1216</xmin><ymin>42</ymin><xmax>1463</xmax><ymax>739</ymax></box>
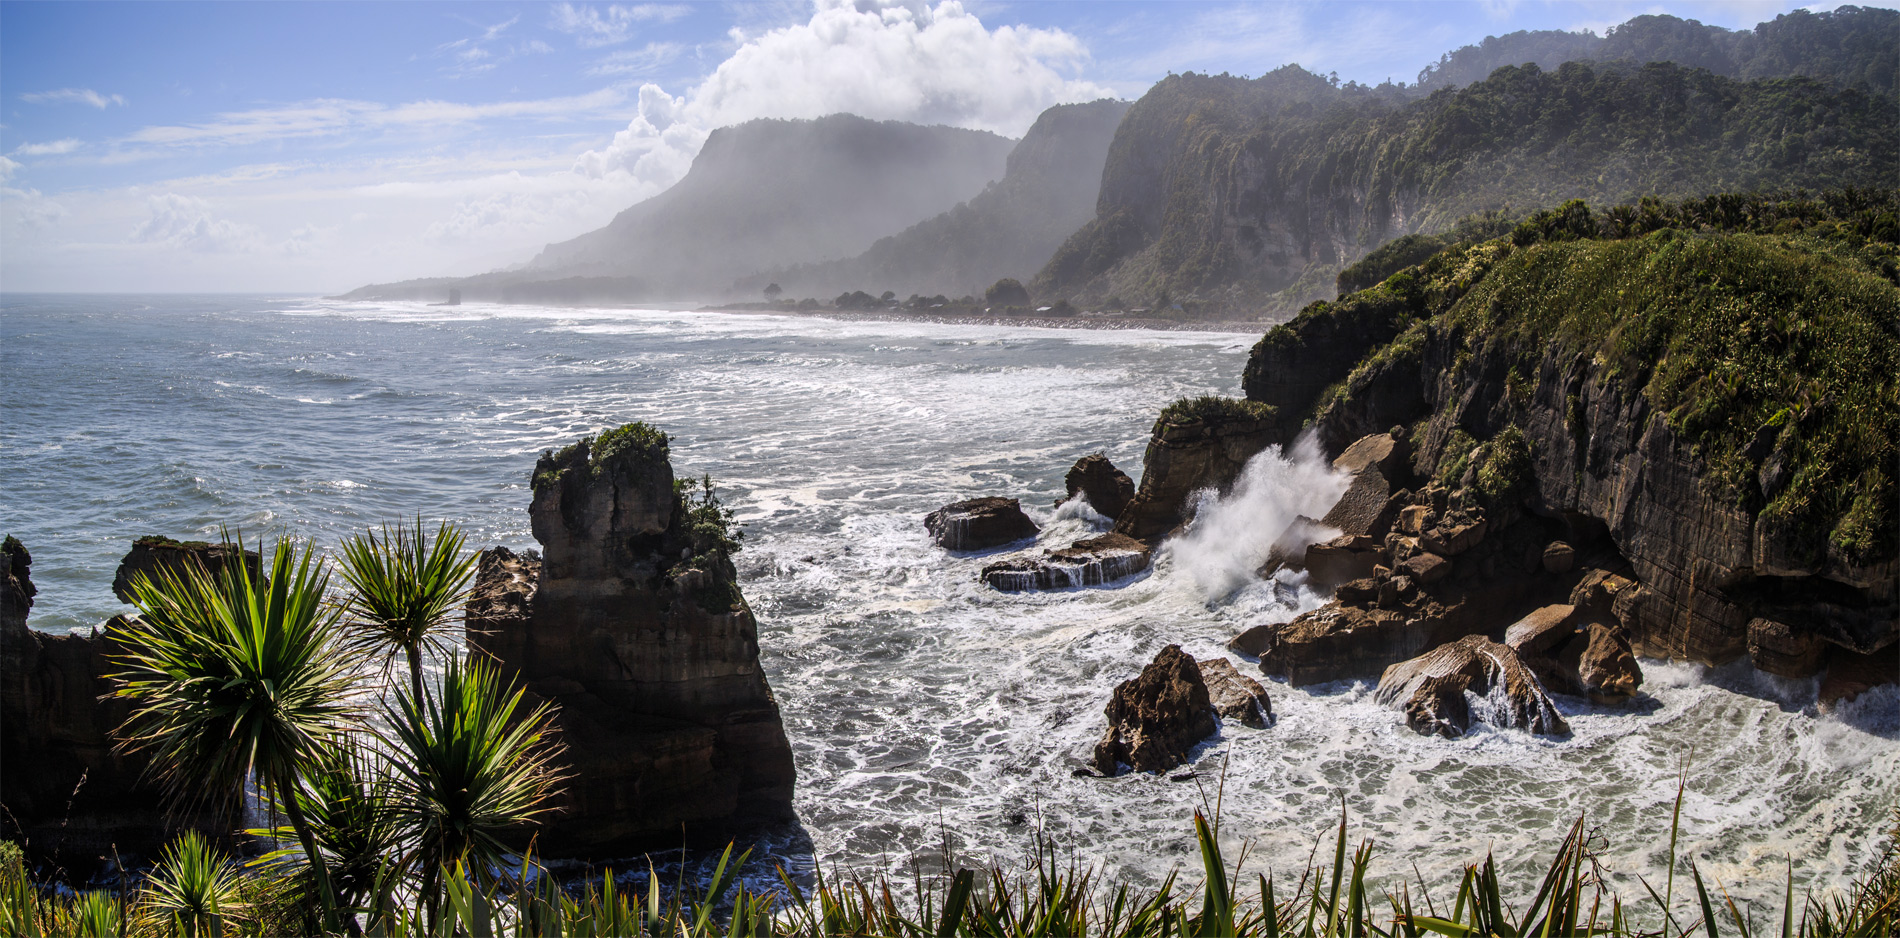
<box><xmin>1032</xmin><ymin>8</ymin><xmax>1898</xmax><ymax>314</ymax></box>
<box><xmin>342</xmin><ymin>7</ymin><xmax>1897</xmax><ymax>317</ymax></box>
<box><xmin>735</xmin><ymin>99</ymin><xmax>1132</xmax><ymax>301</ymax></box>
<box><xmin>340</xmin><ymin>114</ymin><xmax>1014</xmax><ymax>303</ymax></box>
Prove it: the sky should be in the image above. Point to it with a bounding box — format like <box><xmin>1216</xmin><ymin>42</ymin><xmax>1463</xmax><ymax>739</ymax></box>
<box><xmin>0</xmin><ymin>0</ymin><xmax>1872</xmax><ymax>293</ymax></box>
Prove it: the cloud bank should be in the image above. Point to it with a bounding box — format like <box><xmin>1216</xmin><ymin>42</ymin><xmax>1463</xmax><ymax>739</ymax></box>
<box><xmin>572</xmin><ymin>0</ymin><xmax>1113</xmax><ymax>189</ymax></box>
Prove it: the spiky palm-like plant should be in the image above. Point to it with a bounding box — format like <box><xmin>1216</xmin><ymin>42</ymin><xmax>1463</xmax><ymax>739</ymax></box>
<box><xmin>252</xmin><ymin>738</ymin><xmax>409</xmax><ymax>919</ymax></box>
<box><xmin>110</xmin><ymin>533</ymin><xmax>360</xmax><ymax>933</ymax></box>
<box><xmin>142</xmin><ymin>831</ymin><xmax>245</xmax><ymax>938</ymax></box>
<box><xmin>386</xmin><ymin>654</ymin><xmax>567</xmax><ymax>919</ymax></box>
<box><xmin>336</xmin><ymin>518</ymin><xmax>477</xmax><ymax>703</ymax></box>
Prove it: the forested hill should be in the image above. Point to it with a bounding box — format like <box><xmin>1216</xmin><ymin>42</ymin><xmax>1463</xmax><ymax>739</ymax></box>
<box><xmin>1414</xmin><ymin>6</ymin><xmax>1897</xmax><ymax>94</ymax></box>
<box><xmin>735</xmin><ymin>99</ymin><xmax>1131</xmax><ymax>301</ymax></box>
<box><xmin>524</xmin><ymin>114</ymin><xmax>1014</xmax><ymax>295</ymax></box>
<box><xmin>1032</xmin><ymin>57</ymin><xmax>1898</xmax><ymax>315</ymax></box>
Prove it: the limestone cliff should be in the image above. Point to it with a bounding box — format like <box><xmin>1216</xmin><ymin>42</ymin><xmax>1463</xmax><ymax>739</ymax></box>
<box><xmin>1236</xmin><ymin>192</ymin><xmax>1899</xmax><ymax>685</ymax></box>
<box><xmin>1033</xmin><ymin>52</ymin><xmax>1897</xmax><ymax>315</ymax></box>
<box><xmin>469</xmin><ymin>424</ymin><xmax>795</xmax><ymax>858</ymax></box>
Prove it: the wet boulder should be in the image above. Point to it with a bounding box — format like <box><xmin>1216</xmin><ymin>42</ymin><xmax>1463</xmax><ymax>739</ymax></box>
<box><xmin>983</xmin><ymin>533</ymin><xmax>1151</xmax><ymax>591</ymax></box>
<box><xmin>924</xmin><ymin>497</ymin><xmax>1040</xmax><ymax>551</ymax></box>
<box><xmin>1317</xmin><ymin>432</ymin><xmax>1409</xmax><ymax>540</ymax></box>
<box><xmin>1304</xmin><ymin>534</ymin><xmax>1381</xmax><ymax>588</ymax></box>
<box><xmin>1198</xmin><ymin>657</ymin><xmax>1272</xmax><ymax>727</ymax></box>
<box><xmin>112</xmin><ymin>535</ymin><xmax>260</xmax><ymax>603</ymax></box>
<box><xmin>1061</xmin><ymin>453</ymin><xmax>1136</xmax><ymax>521</ymax></box>
<box><xmin>1091</xmin><ymin>645</ymin><xmax>1216</xmax><ymax>775</ymax></box>
<box><xmin>1375</xmin><ymin>635</ymin><xmax>1570</xmax><ymax>738</ymax></box>
<box><xmin>1234</xmin><ymin>604</ymin><xmax>1432</xmax><ymax>686</ymax></box>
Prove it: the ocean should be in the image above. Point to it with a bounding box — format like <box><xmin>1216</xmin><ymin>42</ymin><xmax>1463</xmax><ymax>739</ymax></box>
<box><xmin>4</xmin><ymin>293</ymin><xmax>1895</xmax><ymax>911</ymax></box>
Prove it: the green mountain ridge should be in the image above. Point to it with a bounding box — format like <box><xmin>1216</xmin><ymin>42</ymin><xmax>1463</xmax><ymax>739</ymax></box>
<box><xmin>1033</xmin><ymin>6</ymin><xmax>1898</xmax><ymax>317</ymax></box>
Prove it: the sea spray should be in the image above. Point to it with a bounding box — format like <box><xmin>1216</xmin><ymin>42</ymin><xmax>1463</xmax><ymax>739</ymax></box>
<box><xmin>1166</xmin><ymin>431</ymin><xmax>1351</xmax><ymax>602</ymax></box>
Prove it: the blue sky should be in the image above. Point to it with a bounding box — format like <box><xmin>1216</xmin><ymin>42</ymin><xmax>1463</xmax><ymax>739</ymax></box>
<box><xmin>0</xmin><ymin>0</ymin><xmax>1871</xmax><ymax>292</ymax></box>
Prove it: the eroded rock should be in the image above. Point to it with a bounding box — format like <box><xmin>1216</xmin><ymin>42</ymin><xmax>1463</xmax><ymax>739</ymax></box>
<box><xmin>925</xmin><ymin>497</ymin><xmax>1040</xmax><ymax>551</ymax></box>
<box><xmin>470</xmin><ymin>426</ymin><xmax>796</xmax><ymax>858</ymax></box>
<box><xmin>1091</xmin><ymin>645</ymin><xmax>1215</xmax><ymax>775</ymax></box>
<box><xmin>983</xmin><ymin>533</ymin><xmax>1151</xmax><ymax>591</ymax></box>
<box><xmin>111</xmin><ymin>536</ymin><xmax>260</xmax><ymax>603</ymax></box>
<box><xmin>1198</xmin><ymin>657</ymin><xmax>1272</xmax><ymax>727</ymax></box>
<box><xmin>1375</xmin><ymin>635</ymin><xmax>1570</xmax><ymax>737</ymax></box>
<box><xmin>1062</xmin><ymin>453</ymin><xmax>1136</xmax><ymax>521</ymax></box>
<box><xmin>1114</xmin><ymin>407</ymin><xmax>1279</xmax><ymax>541</ymax></box>
<box><xmin>1504</xmin><ymin>605</ymin><xmax>1642</xmax><ymax>704</ymax></box>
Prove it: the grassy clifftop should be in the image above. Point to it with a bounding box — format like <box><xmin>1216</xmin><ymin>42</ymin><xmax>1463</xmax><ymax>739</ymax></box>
<box><xmin>1252</xmin><ymin>190</ymin><xmax>1899</xmax><ymax>565</ymax></box>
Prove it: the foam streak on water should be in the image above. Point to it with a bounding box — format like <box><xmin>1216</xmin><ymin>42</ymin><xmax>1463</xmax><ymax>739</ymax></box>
<box><xmin>3</xmin><ymin>295</ymin><xmax>1895</xmax><ymax>913</ymax></box>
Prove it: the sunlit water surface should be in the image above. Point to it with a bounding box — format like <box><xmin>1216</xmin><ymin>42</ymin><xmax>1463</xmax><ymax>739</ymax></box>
<box><xmin>3</xmin><ymin>295</ymin><xmax>1894</xmax><ymax>917</ymax></box>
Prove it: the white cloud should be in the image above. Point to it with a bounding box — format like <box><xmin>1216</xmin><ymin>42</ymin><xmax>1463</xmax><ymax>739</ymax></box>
<box><xmin>589</xmin><ymin>41</ymin><xmax>685</xmax><ymax>75</ymax></box>
<box><xmin>551</xmin><ymin>3</ymin><xmax>693</xmax><ymax>46</ymax></box>
<box><xmin>1</xmin><ymin>185</ymin><xmax>67</xmax><ymax>229</ymax></box>
<box><xmin>132</xmin><ymin>193</ymin><xmax>264</xmax><ymax>253</ymax></box>
<box><xmin>12</xmin><ymin>138</ymin><xmax>84</xmax><ymax>157</ymax></box>
<box><xmin>573</xmin><ymin>0</ymin><xmax>1111</xmax><ymax>188</ymax></box>
<box><xmin>0</xmin><ymin>156</ymin><xmax>20</xmax><ymax>180</ymax></box>
<box><xmin>19</xmin><ymin>88</ymin><xmax>125</xmax><ymax>108</ymax></box>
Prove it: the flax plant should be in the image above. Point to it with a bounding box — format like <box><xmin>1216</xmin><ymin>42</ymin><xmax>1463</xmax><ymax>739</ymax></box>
<box><xmin>384</xmin><ymin>653</ymin><xmax>568</xmax><ymax>926</ymax></box>
<box><xmin>336</xmin><ymin>518</ymin><xmax>477</xmax><ymax>702</ymax></box>
<box><xmin>251</xmin><ymin>738</ymin><xmax>409</xmax><ymax>919</ymax></box>
<box><xmin>141</xmin><ymin>832</ymin><xmax>244</xmax><ymax>938</ymax></box>
<box><xmin>109</xmin><ymin>533</ymin><xmax>361</xmax><ymax>933</ymax></box>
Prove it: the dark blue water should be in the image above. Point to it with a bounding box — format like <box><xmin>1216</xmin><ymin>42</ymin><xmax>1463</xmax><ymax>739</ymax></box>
<box><xmin>4</xmin><ymin>294</ymin><xmax>1894</xmax><ymax>914</ymax></box>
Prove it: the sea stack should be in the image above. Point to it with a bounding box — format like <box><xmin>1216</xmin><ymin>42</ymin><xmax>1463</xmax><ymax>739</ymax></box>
<box><xmin>468</xmin><ymin>423</ymin><xmax>796</xmax><ymax>857</ymax></box>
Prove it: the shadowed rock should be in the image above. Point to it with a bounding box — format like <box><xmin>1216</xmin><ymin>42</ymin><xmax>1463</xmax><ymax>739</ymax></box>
<box><xmin>983</xmin><ymin>533</ymin><xmax>1151</xmax><ymax>591</ymax></box>
<box><xmin>1062</xmin><ymin>453</ymin><xmax>1136</xmax><ymax>521</ymax></box>
<box><xmin>1091</xmin><ymin>645</ymin><xmax>1216</xmax><ymax>775</ymax></box>
<box><xmin>1114</xmin><ymin>406</ymin><xmax>1280</xmax><ymax>542</ymax></box>
<box><xmin>924</xmin><ymin>497</ymin><xmax>1040</xmax><ymax>551</ymax></box>
<box><xmin>1504</xmin><ymin>605</ymin><xmax>1642</xmax><ymax>703</ymax></box>
<box><xmin>111</xmin><ymin>536</ymin><xmax>259</xmax><ymax>603</ymax></box>
<box><xmin>469</xmin><ymin>425</ymin><xmax>796</xmax><ymax>858</ymax></box>
<box><xmin>1376</xmin><ymin>635</ymin><xmax>1570</xmax><ymax>737</ymax></box>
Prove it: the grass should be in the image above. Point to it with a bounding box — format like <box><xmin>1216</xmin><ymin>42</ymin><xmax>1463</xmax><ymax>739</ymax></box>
<box><xmin>5</xmin><ymin>799</ymin><xmax>1895</xmax><ymax>936</ymax></box>
<box><xmin>1158</xmin><ymin>396</ymin><xmax>1277</xmax><ymax>427</ymax></box>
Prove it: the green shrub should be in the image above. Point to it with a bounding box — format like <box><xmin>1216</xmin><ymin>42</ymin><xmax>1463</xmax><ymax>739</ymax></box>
<box><xmin>1158</xmin><ymin>396</ymin><xmax>1276</xmax><ymax>426</ymax></box>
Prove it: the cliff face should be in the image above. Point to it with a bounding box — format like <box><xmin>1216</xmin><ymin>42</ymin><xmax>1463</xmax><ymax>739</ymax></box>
<box><xmin>1034</xmin><ymin>55</ymin><xmax>1898</xmax><ymax>315</ymax></box>
<box><xmin>1</xmin><ymin>538</ymin><xmax>225</xmax><ymax>871</ymax></box>
<box><xmin>743</xmin><ymin>99</ymin><xmax>1132</xmax><ymax>300</ymax></box>
<box><xmin>1238</xmin><ymin>193</ymin><xmax>1899</xmax><ymax>679</ymax></box>
<box><xmin>469</xmin><ymin>425</ymin><xmax>795</xmax><ymax>858</ymax></box>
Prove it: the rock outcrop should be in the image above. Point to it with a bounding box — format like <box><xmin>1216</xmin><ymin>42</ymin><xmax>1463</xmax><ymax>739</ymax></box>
<box><xmin>1504</xmin><ymin>605</ymin><xmax>1643</xmax><ymax>704</ymax></box>
<box><xmin>1197</xmin><ymin>658</ymin><xmax>1272</xmax><ymax>728</ymax></box>
<box><xmin>1114</xmin><ymin>404</ymin><xmax>1280</xmax><ymax>542</ymax></box>
<box><xmin>1091</xmin><ymin>646</ymin><xmax>1216</xmax><ymax>775</ymax></box>
<box><xmin>1</xmin><ymin>537</ymin><xmax>225</xmax><ymax>872</ymax></box>
<box><xmin>110</xmin><ymin>535</ymin><xmax>259</xmax><ymax>602</ymax></box>
<box><xmin>983</xmin><ymin>533</ymin><xmax>1152</xmax><ymax>591</ymax></box>
<box><xmin>1375</xmin><ymin>635</ymin><xmax>1570</xmax><ymax>738</ymax></box>
<box><xmin>924</xmin><ymin>497</ymin><xmax>1040</xmax><ymax>551</ymax></box>
<box><xmin>469</xmin><ymin>424</ymin><xmax>796</xmax><ymax>858</ymax></box>
<box><xmin>1061</xmin><ymin>453</ymin><xmax>1136</xmax><ymax>521</ymax></box>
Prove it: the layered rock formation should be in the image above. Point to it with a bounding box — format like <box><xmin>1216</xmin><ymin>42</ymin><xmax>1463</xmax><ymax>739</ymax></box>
<box><xmin>1114</xmin><ymin>401</ymin><xmax>1281</xmax><ymax>542</ymax></box>
<box><xmin>468</xmin><ymin>424</ymin><xmax>796</xmax><ymax>857</ymax></box>
<box><xmin>1375</xmin><ymin>635</ymin><xmax>1570</xmax><ymax>738</ymax></box>
<box><xmin>1061</xmin><ymin>453</ymin><xmax>1136</xmax><ymax>521</ymax></box>
<box><xmin>110</xmin><ymin>535</ymin><xmax>259</xmax><ymax>602</ymax></box>
<box><xmin>1</xmin><ymin>537</ymin><xmax>226</xmax><ymax>871</ymax></box>
<box><xmin>924</xmin><ymin>497</ymin><xmax>1040</xmax><ymax>551</ymax></box>
<box><xmin>1231</xmin><ymin>198</ymin><xmax>1898</xmax><ymax>700</ymax></box>
<box><xmin>983</xmin><ymin>533</ymin><xmax>1152</xmax><ymax>591</ymax></box>
<box><xmin>1091</xmin><ymin>646</ymin><xmax>1217</xmax><ymax>775</ymax></box>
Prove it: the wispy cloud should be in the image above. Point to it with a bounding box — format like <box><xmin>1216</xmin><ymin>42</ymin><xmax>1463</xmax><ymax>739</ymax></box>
<box><xmin>132</xmin><ymin>193</ymin><xmax>263</xmax><ymax>252</ymax></box>
<box><xmin>19</xmin><ymin>88</ymin><xmax>125</xmax><ymax>108</ymax></box>
<box><xmin>589</xmin><ymin>41</ymin><xmax>685</xmax><ymax>75</ymax></box>
<box><xmin>119</xmin><ymin>88</ymin><xmax>629</xmax><ymax>150</ymax></box>
<box><xmin>551</xmin><ymin>3</ymin><xmax>693</xmax><ymax>47</ymax></box>
<box><xmin>434</xmin><ymin>14</ymin><xmax>553</xmax><ymax>76</ymax></box>
<box><xmin>12</xmin><ymin>138</ymin><xmax>84</xmax><ymax>156</ymax></box>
